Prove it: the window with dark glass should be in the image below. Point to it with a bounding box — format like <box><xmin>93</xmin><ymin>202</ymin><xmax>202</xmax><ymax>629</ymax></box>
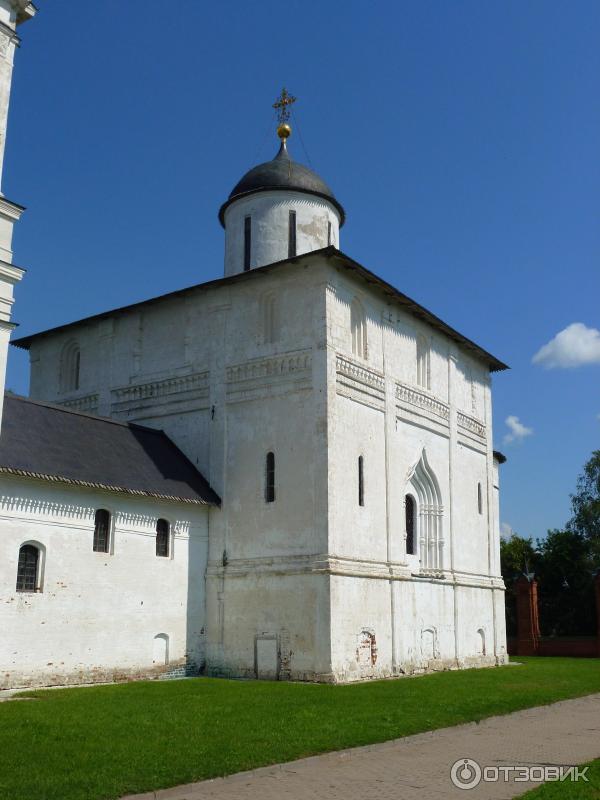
<box><xmin>327</xmin><ymin>220</ymin><xmax>332</xmax><ymax>246</ymax></box>
<box><xmin>477</xmin><ymin>482</ymin><xmax>483</xmax><ymax>515</ymax></box>
<box><xmin>288</xmin><ymin>210</ymin><xmax>296</xmax><ymax>258</ymax></box>
<box><xmin>156</xmin><ymin>518</ymin><xmax>170</xmax><ymax>558</ymax></box>
<box><xmin>244</xmin><ymin>216</ymin><xmax>251</xmax><ymax>271</ymax></box>
<box><xmin>405</xmin><ymin>495</ymin><xmax>415</xmax><ymax>555</ymax></box>
<box><xmin>93</xmin><ymin>509</ymin><xmax>111</xmax><ymax>553</ymax></box>
<box><xmin>358</xmin><ymin>456</ymin><xmax>364</xmax><ymax>506</ymax></box>
<box><xmin>265</xmin><ymin>452</ymin><xmax>275</xmax><ymax>503</ymax></box>
<box><xmin>16</xmin><ymin>544</ymin><xmax>39</xmax><ymax>592</ymax></box>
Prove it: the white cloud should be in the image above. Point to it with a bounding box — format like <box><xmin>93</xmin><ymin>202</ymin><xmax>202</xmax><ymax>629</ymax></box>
<box><xmin>503</xmin><ymin>415</ymin><xmax>533</xmax><ymax>445</ymax></box>
<box><xmin>532</xmin><ymin>323</ymin><xmax>600</xmax><ymax>369</ymax></box>
<box><xmin>500</xmin><ymin>522</ymin><xmax>515</xmax><ymax>540</ymax></box>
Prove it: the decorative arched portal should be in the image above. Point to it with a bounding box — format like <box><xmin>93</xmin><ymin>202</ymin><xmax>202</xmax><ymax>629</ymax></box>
<box><xmin>406</xmin><ymin>449</ymin><xmax>444</xmax><ymax>570</ymax></box>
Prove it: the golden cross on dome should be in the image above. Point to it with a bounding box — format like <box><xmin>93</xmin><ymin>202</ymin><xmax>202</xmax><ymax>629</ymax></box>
<box><xmin>273</xmin><ymin>87</ymin><xmax>296</xmax><ymax>123</ymax></box>
<box><xmin>273</xmin><ymin>87</ymin><xmax>296</xmax><ymax>141</ymax></box>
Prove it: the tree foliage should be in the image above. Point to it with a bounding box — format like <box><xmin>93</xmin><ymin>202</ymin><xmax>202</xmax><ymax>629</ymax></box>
<box><xmin>501</xmin><ymin>451</ymin><xmax>600</xmax><ymax>637</ymax></box>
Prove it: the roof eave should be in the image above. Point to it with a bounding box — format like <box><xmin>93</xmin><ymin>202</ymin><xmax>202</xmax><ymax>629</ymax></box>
<box><xmin>0</xmin><ymin>465</ymin><xmax>221</xmax><ymax>506</ymax></box>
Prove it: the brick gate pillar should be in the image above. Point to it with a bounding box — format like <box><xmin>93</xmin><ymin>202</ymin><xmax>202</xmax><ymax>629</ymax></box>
<box><xmin>515</xmin><ymin>575</ymin><xmax>540</xmax><ymax>656</ymax></box>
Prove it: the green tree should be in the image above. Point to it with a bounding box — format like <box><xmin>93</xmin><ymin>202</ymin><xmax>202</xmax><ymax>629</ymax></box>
<box><xmin>500</xmin><ymin>534</ymin><xmax>538</xmax><ymax>587</ymax></box>
<box><xmin>535</xmin><ymin>528</ymin><xmax>595</xmax><ymax>636</ymax></box>
<box><xmin>568</xmin><ymin>449</ymin><xmax>600</xmax><ymax>561</ymax></box>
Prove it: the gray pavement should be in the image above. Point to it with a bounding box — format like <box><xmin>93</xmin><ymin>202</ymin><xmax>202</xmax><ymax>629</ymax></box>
<box><xmin>122</xmin><ymin>693</ymin><xmax>600</xmax><ymax>800</ymax></box>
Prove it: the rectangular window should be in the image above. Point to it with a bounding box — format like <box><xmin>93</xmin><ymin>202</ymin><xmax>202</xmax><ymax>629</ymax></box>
<box><xmin>477</xmin><ymin>482</ymin><xmax>483</xmax><ymax>515</ymax></box>
<box><xmin>93</xmin><ymin>509</ymin><xmax>111</xmax><ymax>553</ymax></box>
<box><xmin>265</xmin><ymin>452</ymin><xmax>275</xmax><ymax>503</ymax></box>
<box><xmin>244</xmin><ymin>216</ymin><xmax>251</xmax><ymax>271</ymax></box>
<box><xmin>327</xmin><ymin>220</ymin><xmax>332</xmax><ymax>246</ymax></box>
<box><xmin>358</xmin><ymin>455</ymin><xmax>364</xmax><ymax>506</ymax></box>
<box><xmin>156</xmin><ymin>518</ymin><xmax>170</xmax><ymax>557</ymax></box>
<box><xmin>288</xmin><ymin>210</ymin><xmax>296</xmax><ymax>258</ymax></box>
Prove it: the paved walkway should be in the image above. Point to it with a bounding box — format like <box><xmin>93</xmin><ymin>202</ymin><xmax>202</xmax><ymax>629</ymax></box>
<box><xmin>123</xmin><ymin>693</ymin><xmax>600</xmax><ymax>800</ymax></box>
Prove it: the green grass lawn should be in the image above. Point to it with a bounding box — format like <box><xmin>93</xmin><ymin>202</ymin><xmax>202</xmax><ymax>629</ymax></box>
<box><xmin>519</xmin><ymin>758</ymin><xmax>600</xmax><ymax>798</ymax></box>
<box><xmin>1</xmin><ymin>657</ymin><xmax>600</xmax><ymax>800</ymax></box>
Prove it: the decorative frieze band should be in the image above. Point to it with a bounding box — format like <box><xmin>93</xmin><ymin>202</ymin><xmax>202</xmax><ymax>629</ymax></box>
<box><xmin>58</xmin><ymin>393</ymin><xmax>99</xmax><ymax>415</ymax></box>
<box><xmin>336</xmin><ymin>355</ymin><xmax>385</xmax><ymax>392</ymax></box>
<box><xmin>457</xmin><ymin>410</ymin><xmax>486</xmax><ymax>439</ymax></box>
<box><xmin>395</xmin><ymin>381</ymin><xmax>450</xmax><ymax>421</ymax></box>
<box><xmin>111</xmin><ymin>371</ymin><xmax>209</xmax><ymax>411</ymax></box>
<box><xmin>226</xmin><ymin>349</ymin><xmax>312</xmax><ymax>384</ymax></box>
<box><xmin>335</xmin><ymin>354</ymin><xmax>385</xmax><ymax>411</ymax></box>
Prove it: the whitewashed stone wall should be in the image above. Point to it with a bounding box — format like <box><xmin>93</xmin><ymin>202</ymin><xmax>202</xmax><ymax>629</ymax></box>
<box><xmin>0</xmin><ymin>475</ymin><xmax>209</xmax><ymax>689</ymax></box>
<box><xmin>24</xmin><ymin>251</ymin><xmax>506</xmax><ymax>682</ymax></box>
<box><xmin>223</xmin><ymin>190</ymin><xmax>340</xmax><ymax>275</ymax></box>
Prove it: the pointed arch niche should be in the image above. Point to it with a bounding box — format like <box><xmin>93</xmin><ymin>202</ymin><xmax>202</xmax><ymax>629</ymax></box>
<box><xmin>406</xmin><ymin>449</ymin><xmax>444</xmax><ymax>571</ymax></box>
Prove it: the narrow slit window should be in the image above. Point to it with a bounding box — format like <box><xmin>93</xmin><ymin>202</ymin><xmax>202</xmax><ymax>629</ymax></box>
<box><xmin>288</xmin><ymin>210</ymin><xmax>296</xmax><ymax>258</ymax></box>
<box><xmin>244</xmin><ymin>216</ymin><xmax>251</xmax><ymax>271</ymax></box>
<box><xmin>327</xmin><ymin>220</ymin><xmax>332</xmax><ymax>246</ymax></box>
<box><xmin>265</xmin><ymin>451</ymin><xmax>275</xmax><ymax>503</ymax></box>
<box><xmin>156</xmin><ymin>518</ymin><xmax>170</xmax><ymax>558</ymax></box>
<box><xmin>405</xmin><ymin>495</ymin><xmax>415</xmax><ymax>555</ymax></box>
<box><xmin>477</xmin><ymin>482</ymin><xmax>483</xmax><ymax>515</ymax></box>
<box><xmin>16</xmin><ymin>544</ymin><xmax>40</xmax><ymax>592</ymax></box>
<box><xmin>93</xmin><ymin>509</ymin><xmax>111</xmax><ymax>553</ymax></box>
<box><xmin>358</xmin><ymin>456</ymin><xmax>364</xmax><ymax>506</ymax></box>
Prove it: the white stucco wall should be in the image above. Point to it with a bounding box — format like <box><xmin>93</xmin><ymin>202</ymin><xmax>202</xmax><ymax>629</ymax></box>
<box><xmin>0</xmin><ymin>475</ymin><xmax>209</xmax><ymax>689</ymax></box>
<box><xmin>223</xmin><ymin>190</ymin><xmax>340</xmax><ymax>276</ymax></box>
<box><xmin>22</xmin><ymin>252</ymin><xmax>507</xmax><ymax>683</ymax></box>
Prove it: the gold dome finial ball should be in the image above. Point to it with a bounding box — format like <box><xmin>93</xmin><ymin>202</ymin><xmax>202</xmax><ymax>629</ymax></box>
<box><xmin>277</xmin><ymin>123</ymin><xmax>292</xmax><ymax>140</ymax></box>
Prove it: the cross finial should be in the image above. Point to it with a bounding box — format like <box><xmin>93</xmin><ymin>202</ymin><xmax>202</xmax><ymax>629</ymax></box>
<box><xmin>273</xmin><ymin>87</ymin><xmax>296</xmax><ymax>141</ymax></box>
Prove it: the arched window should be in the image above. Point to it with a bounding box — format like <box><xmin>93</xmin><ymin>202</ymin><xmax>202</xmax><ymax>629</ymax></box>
<box><xmin>262</xmin><ymin>291</ymin><xmax>278</xmax><ymax>344</ymax></box>
<box><xmin>156</xmin><ymin>518</ymin><xmax>170</xmax><ymax>558</ymax></box>
<box><xmin>60</xmin><ymin>340</ymin><xmax>80</xmax><ymax>392</ymax></box>
<box><xmin>16</xmin><ymin>543</ymin><xmax>42</xmax><ymax>592</ymax></box>
<box><xmin>416</xmin><ymin>335</ymin><xmax>430</xmax><ymax>389</ymax></box>
<box><xmin>265</xmin><ymin>451</ymin><xmax>275</xmax><ymax>503</ymax></box>
<box><xmin>358</xmin><ymin>455</ymin><xmax>364</xmax><ymax>506</ymax></box>
<box><xmin>351</xmin><ymin>298</ymin><xmax>367</xmax><ymax>360</ymax></box>
<box><xmin>477</xmin><ymin>482</ymin><xmax>483</xmax><ymax>515</ymax></box>
<box><xmin>405</xmin><ymin>495</ymin><xmax>416</xmax><ymax>555</ymax></box>
<box><xmin>407</xmin><ymin>449</ymin><xmax>444</xmax><ymax>570</ymax></box>
<box><xmin>93</xmin><ymin>509</ymin><xmax>111</xmax><ymax>553</ymax></box>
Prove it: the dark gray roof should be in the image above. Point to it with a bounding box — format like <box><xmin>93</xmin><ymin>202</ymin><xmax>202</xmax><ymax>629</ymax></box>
<box><xmin>493</xmin><ymin>450</ymin><xmax>507</xmax><ymax>464</ymax></box>
<box><xmin>11</xmin><ymin>246</ymin><xmax>508</xmax><ymax>371</ymax></box>
<box><xmin>0</xmin><ymin>394</ymin><xmax>220</xmax><ymax>506</ymax></box>
<box><xmin>218</xmin><ymin>140</ymin><xmax>345</xmax><ymax>227</ymax></box>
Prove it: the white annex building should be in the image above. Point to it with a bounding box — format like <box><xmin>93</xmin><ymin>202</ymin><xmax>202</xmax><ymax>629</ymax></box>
<box><xmin>0</xmin><ymin>5</ymin><xmax>508</xmax><ymax>688</ymax></box>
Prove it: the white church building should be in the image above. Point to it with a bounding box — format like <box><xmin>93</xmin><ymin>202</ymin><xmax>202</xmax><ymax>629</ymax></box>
<box><xmin>0</xmin><ymin>4</ymin><xmax>508</xmax><ymax>688</ymax></box>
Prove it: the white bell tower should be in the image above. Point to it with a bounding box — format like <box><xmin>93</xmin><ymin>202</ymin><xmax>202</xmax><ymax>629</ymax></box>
<box><xmin>0</xmin><ymin>0</ymin><xmax>33</xmax><ymax>422</ymax></box>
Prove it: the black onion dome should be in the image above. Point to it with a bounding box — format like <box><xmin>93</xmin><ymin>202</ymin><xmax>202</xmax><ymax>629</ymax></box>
<box><xmin>218</xmin><ymin>140</ymin><xmax>345</xmax><ymax>227</ymax></box>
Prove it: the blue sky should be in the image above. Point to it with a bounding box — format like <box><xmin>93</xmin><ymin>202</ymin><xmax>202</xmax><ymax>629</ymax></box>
<box><xmin>5</xmin><ymin>1</ymin><xmax>599</xmax><ymax>541</ymax></box>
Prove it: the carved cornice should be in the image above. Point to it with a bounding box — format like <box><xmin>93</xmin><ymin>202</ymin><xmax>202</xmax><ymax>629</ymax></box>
<box><xmin>457</xmin><ymin>410</ymin><xmax>486</xmax><ymax>439</ymax></box>
<box><xmin>395</xmin><ymin>381</ymin><xmax>450</xmax><ymax>421</ymax></box>
<box><xmin>0</xmin><ymin>494</ymin><xmax>93</xmax><ymax>521</ymax></box>
<box><xmin>58</xmin><ymin>393</ymin><xmax>99</xmax><ymax>414</ymax></box>
<box><xmin>226</xmin><ymin>349</ymin><xmax>312</xmax><ymax>385</ymax></box>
